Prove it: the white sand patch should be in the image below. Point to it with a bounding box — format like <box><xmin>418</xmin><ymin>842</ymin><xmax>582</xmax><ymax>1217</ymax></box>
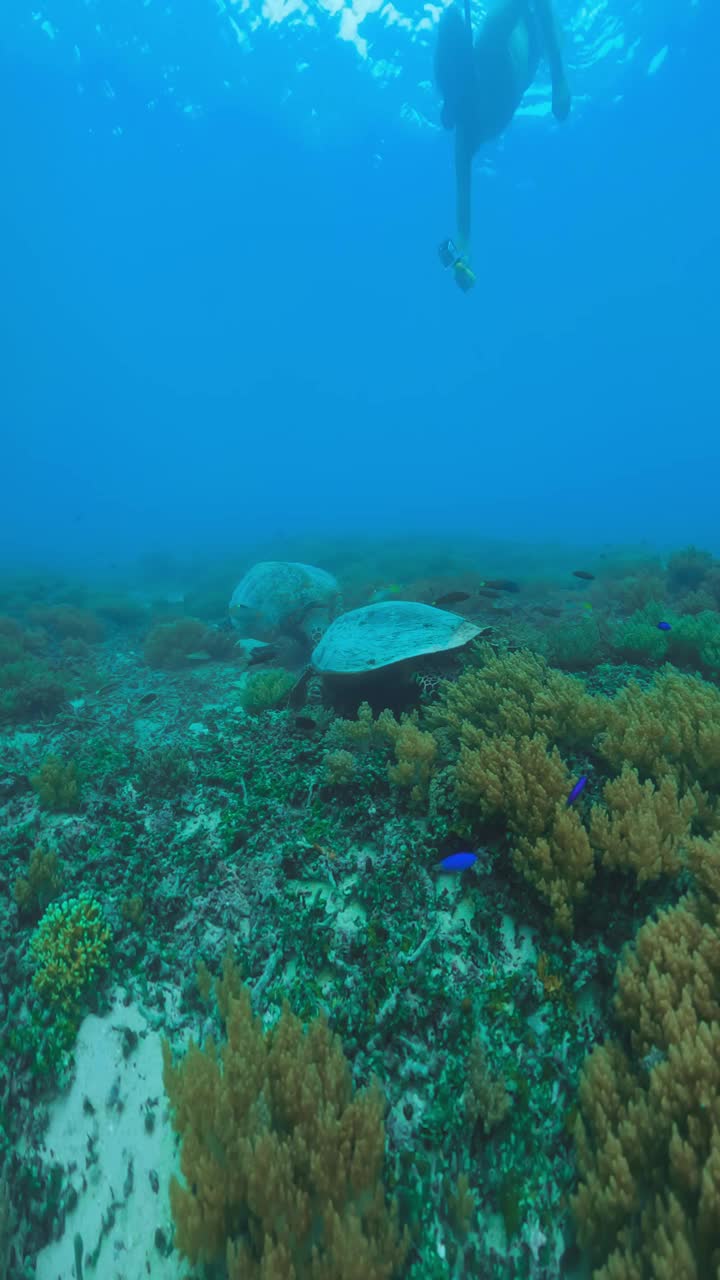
<box><xmin>34</xmin><ymin>991</ymin><xmax>187</xmax><ymax>1280</ymax></box>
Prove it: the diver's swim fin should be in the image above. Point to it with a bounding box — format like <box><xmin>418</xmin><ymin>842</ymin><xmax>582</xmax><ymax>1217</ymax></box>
<box><xmin>438</xmin><ymin>239</ymin><xmax>476</xmax><ymax>292</ymax></box>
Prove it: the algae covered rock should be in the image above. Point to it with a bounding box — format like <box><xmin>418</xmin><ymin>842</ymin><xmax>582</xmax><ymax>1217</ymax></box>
<box><xmin>311</xmin><ymin>601</ymin><xmax>483</xmax><ymax>678</ymax></box>
<box><xmin>229</xmin><ymin>562</ymin><xmax>340</xmax><ymax>646</ymax></box>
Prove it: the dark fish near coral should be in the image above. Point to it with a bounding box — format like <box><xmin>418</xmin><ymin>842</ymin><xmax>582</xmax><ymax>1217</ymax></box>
<box><xmin>433</xmin><ymin>591</ymin><xmax>471</xmax><ymax>607</ymax></box>
<box><xmin>248</xmin><ymin>643</ymin><xmax>280</xmax><ymax>666</ymax></box>
<box><xmin>96</xmin><ymin>681</ymin><xmax>120</xmax><ymax>698</ymax></box>
<box><xmin>572</xmin><ymin>570</ymin><xmax>595</xmax><ymax>581</ymax></box>
<box><xmin>481</xmin><ymin>579</ymin><xmax>520</xmax><ymax>593</ymax></box>
<box><xmin>657</xmin><ymin>621</ymin><xmax>672</xmax><ymax>631</ymax></box>
<box><xmin>137</xmin><ymin>692</ymin><xmax>158</xmax><ymax>709</ymax></box>
<box><xmin>294</xmin><ymin>715</ymin><xmax>318</xmax><ymax>733</ymax></box>
<box><xmin>536</xmin><ymin>606</ymin><xmax>563</xmax><ymax>618</ymax></box>
<box><xmin>566</xmin><ymin>776</ymin><xmax>588</xmax><ymax>805</ymax></box>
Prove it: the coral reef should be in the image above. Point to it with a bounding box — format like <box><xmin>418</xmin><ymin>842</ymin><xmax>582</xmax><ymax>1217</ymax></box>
<box><xmin>572</xmin><ymin>850</ymin><xmax>720</xmax><ymax>1277</ymax></box>
<box><xmin>589</xmin><ymin>765</ymin><xmax>697</xmax><ymax>883</ymax></box>
<box><xmin>26</xmin><ymin>603</ymin><xmax>104</xmax><ymax>643</ymax></box>
<box><xmin>598</xmin><ymin>668</ymin><xmax>720</xmax><ymax>791</ymax></box>
<box><xmin>13</xmin><ymin>846</ymin><xmax>62</xmax><ymax>917</ymax></box>
<box><xmin>427</xmin><ymin>644</ymin><xmax>604</xmax><ymax>749</ymax></box>
<box><xmin>31</xmin><ymin>894</ymin><xmax>111</xmax><ymax>1016</ymax></box>
<box><xmin>5</xmin><ymin>544</ymin><xmax>720</xmax><ymax>1280</ymax></box>
<box><xmin>463</xmin><ymin>1035</ymin><xmax>511</xmax><ymax>1137</ymax></box>
<box><xmin>144</xmin><ymin>616</ymin><xmax>237</xmax><ymax>668</ymax></box>
<box><xmin>30</xmin><ymin>756</ymin><xmax>81</xmax><ymax>812</ymax></box>
<box><xmin>239</xmin><ymin>667</ymin><xmax>297</xmax><ymax>713</ymax></box>
<box><xmin>161</xmin><ymin>953</ymin><xmax>409</xmax><ymax>1279</ymax></box>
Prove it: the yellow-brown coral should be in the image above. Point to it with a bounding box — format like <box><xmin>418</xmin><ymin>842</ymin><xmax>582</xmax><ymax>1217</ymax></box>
<box><xmin>589</xmin><ymin>765</ymin><xmax>697</xmax><ymax>884</ymax></box>
<box><xmin>598</xmin><ymin>668</ymin><xmax>720</xmax><ymax>791</ymax></box>
<box><xmin>162</xmin><ymin>952</ymin><xmax>408</xmax><ymax>1280</ymax></box>
<box><xmin>428</xmin><ymin>645</ymin><xmax>605</xmax><ymax>748</ymax></box>
<box><xmin>455</xmin><ymin>731</ymin><xmax>570</xmax><ymax>836</ymax></box>
<box><xmin>380</xmin><ymin>714</ymin><xmax>438</xmax><ymax>809</ymax></box>
<box><xmin>572</xmin><ymin>874</ymin><xmax>720</xmax><ymax>1276</ymax></box>
<box><xmin>513</xmin><ymin>802</ymin><xmax>595</xmax><ymax>936</ymax></box>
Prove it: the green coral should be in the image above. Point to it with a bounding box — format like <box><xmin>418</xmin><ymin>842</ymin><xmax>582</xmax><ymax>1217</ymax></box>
<box><xmin>13</xmin><ymin>846</ymin><xmax>62</xmax><ymax>916</ymax></box>
<box><xmin>134</xmin><ymin>745</ymin><xmax>191</xmax><ymax>798</ymax></box>
<box><xmin>31</xmin><ymin>755</ymin><xmax>81</xmax><ymax>811</ymax></box>
<box><xmin>144</xmin><ymin>616</ymin><xmax>238</xmax><ymax>668</ymax></box>
<box><xmin>610</xmin><ymin>604</ymin><xmax>670</xmax><ymax>664</ymax></box>
<box><xmin>612</xmin><ymin>605</ymin><xmax>720</xmax><ymax>674</ymax></box>
<box><xmin>666</xmin><ymin>544</ymin><xmax>714</xmax><ymax>592</ymax></box>
<box><xmin>534</xmin><ymin>617</ymin><xmax>603</xmax><ymax>671</ymax></box>
<box><xmin>238</xmin><ymin>668</ymin><xmax>296</xmax><ymax>713</ymax></box>
<box><xmin>31</xmin><ymin>893</ymin><xmax>111</xmax><ymax>1016</ymax></box>
<box><xmin>0</xmin><ymin>657</ymin><xmax>68</xmax><ymax>723</ymax></box>
<box><xmin>26</xmin><ymin>604</ymin><xmax>103</xmax><ymax>642</ymax></box>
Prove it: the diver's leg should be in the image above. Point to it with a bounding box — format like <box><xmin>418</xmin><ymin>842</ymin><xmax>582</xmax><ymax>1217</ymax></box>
<box><xmin>455</xmin><ymin>126</ymin><xmax>473</xmax><ymax>260</ymax></box>
<box><xmin>533</xmin><ymin>0</ymin><xmax>571</xmax><ymax>118</ymax></box>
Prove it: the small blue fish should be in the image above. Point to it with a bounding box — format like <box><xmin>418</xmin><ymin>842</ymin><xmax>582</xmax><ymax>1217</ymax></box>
<box><xmin>436</xmin><ymin>851</ymin><xmax>477</xmax><ymax>872</ymax></box>
<box><xmin>657</xmin><ymin>621</ymin><xmax>672</xmax><ymax>631</ymax></box>
<box><xmin>566</xmin><ymin>776</ymin><xmax>588</xmax><ymax>806</ymax></box>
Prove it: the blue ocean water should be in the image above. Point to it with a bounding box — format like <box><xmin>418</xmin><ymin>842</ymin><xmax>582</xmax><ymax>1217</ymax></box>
<box><xmin>2</xmin><ymin>0</ymin><xmax>718</xmax><ymax>568</ymax></box>
<box><xmin>3</xmin><ymin>5</ymin><xmax>720</xmax><ymax>1280</ymax></box>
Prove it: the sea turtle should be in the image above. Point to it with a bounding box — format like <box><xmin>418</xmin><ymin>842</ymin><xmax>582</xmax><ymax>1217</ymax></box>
<box><xmin>229</xmin><ymin>561</ymin><xmax>341</xmax><ymax>647</ymax></box>
<box><xmin>304</xmin><ymin>599</ymin><xmax>484</xmax><ymax>711</ymax></box>
<box><xmin>311</xmin><ymin>600</ymin><xmax>486</xmax><ymax>687</ymax></box>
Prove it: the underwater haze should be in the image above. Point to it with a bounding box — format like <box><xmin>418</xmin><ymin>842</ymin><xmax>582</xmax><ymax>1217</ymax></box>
<box><xmin>4</xmin><ymin>4</ymin><xmax>720</xmax><ymax>1280</ymax></box>
<box><xmin>2</xmin><ymin>0</ymin><xmax>718</xmax><ymax>568</ymax></box>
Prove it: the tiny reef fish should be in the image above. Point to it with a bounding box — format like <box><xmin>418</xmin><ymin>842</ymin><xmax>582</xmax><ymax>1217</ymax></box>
<box><xmin>657</xmin><ymin>621</ymin><xmax>672</xmax><ymax>631</ymax></box>
<box><xmin>435</xmin><ymin>851</ymin><xmax>478</xmax><ymax>872</ymax></box>
<box><xmin>566</xmin><ymin>776</ymin><xmax>588</xmax><ymax>805</ymax></box>
<box><xmin>572</xmin><ymin>570</ymin><xmax>595</xmax><ymax>581</ymax></box>
<box><xmin>434</xmin><ymin>591</ymin><xmax>471</xmax><ymax>606</ymax></box>
<box><xmin>480</xmin><ymin>579</ymin><xmax>520</xmax><ymax>593</ymax></box>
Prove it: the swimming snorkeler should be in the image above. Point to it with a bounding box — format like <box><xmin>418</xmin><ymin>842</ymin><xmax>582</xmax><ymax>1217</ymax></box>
<box><xmin>435</xmin><ymin>0</ymin><xmax>571</xmax><ymax>291</ymax></box>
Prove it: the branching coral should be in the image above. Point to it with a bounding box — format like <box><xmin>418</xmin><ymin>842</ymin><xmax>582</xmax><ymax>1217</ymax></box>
<box><xmin>427</xmin><ymin>645</ymin><xmax>605</xmax><ymax>749</ymax></box>
<box><xmin>325</xmin><ymin>704</ymin><xmax>438</xmax><ymax>808</ymax></box>
<box><xmin>31</xmin><ymin>893</ymin><xmax>111</xmax><ymax>1016</ymax></box>
<box><xmin>13</xmin><ymin>846</ymin><xmax>62</xmax><ymax>915</ymax></box>
<box><xmin>598</xmin><ymin>668</ymin><xmax>720</xmax><ymax>792</ymax></box>
<box><xmin>144</xmin><ymin>616</ymin><xmax>223</xmax><ymax>669</ymax></box>
<box><xmin>612</xmin><ymin>608</ymin><xmax>720</xmax><ymax>674</ymax></box>
<box><xmin>324</xmin><ymin>749</ymin><xmax>356</xmax><ymax>786</ymax></box>
<box><xmin>162</xmin><ymin>953</ymin><xmax>409</xmax><ymax>1280</ymax></box>
<box><xmin>571</xmin><ymin>849</ymin><xmax>720</xmax><ymax>1277</ymax></box>
<box><xmin>455</xmin><ymin>731</ymin><xmax>594</xmax><ymax>933</ymax></box>
<box><xmin>513</xmin><ymin>805</ymin><xmax>595</xmax><ymax>936</ymax></box>
<box><xmin>589</xmin><ymin>766</ymin><xmax>697</xmax><ymax>884</ymax></box>
<box><xmin>30</xmin><ymin>755</ymin><xmax>81</xmax><ymax>812</ymax></box>
<box><xmin>463</xmin><ymin>1035</ymin><xmax>511</xmax><ymax>1137</ymax></box>
<box><xmin>687</xmin><ymin>832</ymin><xmax>720</xmax><ymax>902</ymax></box>
<box><xmin>455</xmin><ymin>731</ymin><xmax>570</xmax><ymax>838</ymax></box>
<box><xmin>613</xmin><ymin>898</ymin><xmax>720</xmax><ymax>1057</ymax></box>
<box><xmin>239</xmin><ymin>668</ymin><xmax>297</xmax><ymax>713</ymax></box>
<box><xmin>378</xmin><ymin>714</ymin><xmax>438</xmax><ymax>810</ymax></box>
